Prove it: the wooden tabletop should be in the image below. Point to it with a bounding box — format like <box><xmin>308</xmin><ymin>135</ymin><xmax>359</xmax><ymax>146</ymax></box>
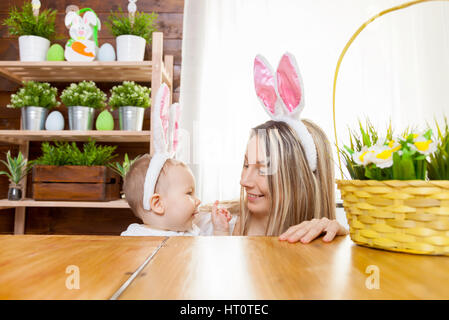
<box><xmin>1</xmin><ymin>235</ymin><xmax>448</xmax><ymax>300</ymax></box>
<box><xmin>0</xmin><ymin>235</ymin><xmax>166</xmax><ymax>299</ymax></box>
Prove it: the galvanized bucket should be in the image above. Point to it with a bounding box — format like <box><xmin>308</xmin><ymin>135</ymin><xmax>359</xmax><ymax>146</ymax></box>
<box><xmin>119</xmin><ymin>106</ymin><xmax>145</xmax><ymax>131</ymax></box>
<box><xmin>68</xmin><ymin>106</ymin><xmax>95</xmax><ymax>130</ymax></box>
<box><xmin>21</xmin><ymin>106</ymin><xmax>48</xmax><ymax>130</ymax></box>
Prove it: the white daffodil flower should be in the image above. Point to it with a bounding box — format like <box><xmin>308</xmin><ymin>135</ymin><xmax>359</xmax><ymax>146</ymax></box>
<box><xmin>353</xmin><ymin>146</ymin><xmax>375</xmax><ymax>166</ymax></box>
<box><xmin>410</xmin><ymin>134</ymin><xmax>437</xmax><ymax>156</ymax></box>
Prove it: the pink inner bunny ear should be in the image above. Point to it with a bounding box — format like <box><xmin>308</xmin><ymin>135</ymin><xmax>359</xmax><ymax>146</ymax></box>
<box><xmin>276</xmin><ymin>53</ymin><xmax>304</xmax><ymax>115</ymax></box>
<box><xmin>159</xmin><ymin>86</ymin><xmax>170</xmax><ymax>145</ymax></box>
<box><xmin>254</xmin><ymin>55</ymin><xmax>277</xmax><ymax>116</ymax></box>
<box><xmin>172</xmin><ymin>104</ymin><xmax>182</xmax><ymax>153</ymax></box>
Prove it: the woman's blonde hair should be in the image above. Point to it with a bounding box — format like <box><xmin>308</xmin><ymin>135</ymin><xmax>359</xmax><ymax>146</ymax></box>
<box><xmin>238</xmin><ymin>119</ymin><xmax>335</xmax><ymax>236</ymax></box>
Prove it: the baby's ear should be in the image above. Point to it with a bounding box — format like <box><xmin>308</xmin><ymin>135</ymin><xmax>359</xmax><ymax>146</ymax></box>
<box><xmin>149</xmin><ymin>193</ymin><xmax>165</xmax><ymax>215</ymax></box>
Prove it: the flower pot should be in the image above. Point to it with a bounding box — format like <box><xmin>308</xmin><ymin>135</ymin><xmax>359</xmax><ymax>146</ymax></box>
<box><xmin>18</xmin><ymin>35</ymin><xmax>50</xmax><ymax>61</ymax></box>
<box><xmin>116</xmin><ymin>35</ymin><xmax>146</xmax><ymax>61</ymax></box>
<box><xmin>119</xmin><ymin>106</ymin><xmax>145</xmax><ymax>131</ymax></box>
<box><xmin>8</xmin><ymin>186</ymin><xmax>22</xmax><ymax>201</ymax></box>
<box><xmin>68</xmin><ymin>106</ymin><xmax>95</xmax><ymax>130</ymax></box>
<box><xmin>32</xmin><ymin>165</ymin><xmax>121</xmax><ymax>201</ymax></box>
<box><xmin>21</xmin><ymin>106</ymin><xmax>48</xmax><ymax>130</ymax></box>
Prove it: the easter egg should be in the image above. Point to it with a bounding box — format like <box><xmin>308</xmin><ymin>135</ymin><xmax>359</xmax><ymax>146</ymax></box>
<box><xmin>46</xmin><ymin>44</ymin><xmax>65</xmax><ymax>61</ymax></box>
<box><xmin>98</xmin><ymin>43</ymin><xmax>116</xmax><ymax>61</ymax></box>
<box><xmin>96</xmin><ymin>110</ymin><xmax>114</xmax><ymax>130</ymax></box>
<box><xmin>45</xmin><ymin>111</ymin><xmax>65</xmax><ymax>130</ymax></box>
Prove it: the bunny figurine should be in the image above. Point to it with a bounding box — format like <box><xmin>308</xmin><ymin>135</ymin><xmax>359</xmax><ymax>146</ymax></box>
<box><xmin>64</xmin><ymin>8</ymin><xmax>101</xmax><ymax>62</ymax></box>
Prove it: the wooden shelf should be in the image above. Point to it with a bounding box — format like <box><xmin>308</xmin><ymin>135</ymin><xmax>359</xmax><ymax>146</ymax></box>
<box><xmin>0</xmin><ymin>61</ymin><xmax>173</xmax><ymax>86</ymax></box>
<box><xmin>0</xmin><ymin>61</ymin><xmax>147</xmax><ymax>83</ymax></box>
<box><xmin>0</xmin><ymin>199</ymin><xmax>129</xmax><ymax>209</ymax></box>
<box><xmin>0</xmin><ymin>130</ymin><xmax>151</xmax><ymax>144</ymax></box>
<box><xmin>0</xmin><ymin>32</ymin><xmax>174</xmax><ymax>234</ymax></box>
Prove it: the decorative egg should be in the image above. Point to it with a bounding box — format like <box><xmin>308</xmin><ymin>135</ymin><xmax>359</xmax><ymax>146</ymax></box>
<box><xmin>98</xmin><ymin>43</ymin><xmax>116</xmax><ymax>61</ymax></box>
<box><xmin>96</xmin><ymin>110</ymin><xmax>114</xmax><ymax>130</ymax></box>
<box><xmin>45</xmin><ymin>111</ymin><xmax>65</xmax><ymax>130</ymax></box>
<box><xmin>46</xmin><ymin>44</ymin><xmax>65</xmax><ymax>61</ymax></box>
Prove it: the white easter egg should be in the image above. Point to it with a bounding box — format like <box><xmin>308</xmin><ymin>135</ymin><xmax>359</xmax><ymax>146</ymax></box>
<box><xmin>45</xmin><ymin>111</ymin><xmax>65</xmax><ymax>130</ymax></box>
<box><xmin>98</xmin><ymin>43</ymin><xmax>116</xmax><ymax>61</ymax></box>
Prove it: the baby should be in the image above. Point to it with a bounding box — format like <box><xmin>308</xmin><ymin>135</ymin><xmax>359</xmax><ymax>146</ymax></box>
<box><xmin>121</xmin><ymin>154</ymin><xmax>235</xmax><ymax>236</ymax></box>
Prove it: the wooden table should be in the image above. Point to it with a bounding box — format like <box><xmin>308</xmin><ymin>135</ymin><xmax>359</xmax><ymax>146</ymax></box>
<box><xmin>1</xmin><ymin>235</ymin><xmax>448</xmax><ymax>299</ymax></box>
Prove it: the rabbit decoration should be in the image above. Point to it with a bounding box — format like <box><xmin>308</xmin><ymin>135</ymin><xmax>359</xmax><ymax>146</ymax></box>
<box><xmin>64</xmin><ymin>8</ymin><xmax>101</xmax><ymax>61</ymax></box>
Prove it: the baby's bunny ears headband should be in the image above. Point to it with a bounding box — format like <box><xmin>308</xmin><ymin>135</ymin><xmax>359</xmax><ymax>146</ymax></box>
<box><xmin>143</xmin><ymin>83</ymin><xmax>181</xmax><ymax>211</ymax></box>
<box><xmin>253</xmin><ymin>52</ymin><xmax>317</xmax><ymax>172</ymax></box>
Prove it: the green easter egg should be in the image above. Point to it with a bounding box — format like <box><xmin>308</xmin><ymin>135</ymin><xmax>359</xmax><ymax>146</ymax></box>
<box><xmin>46</xmin><ymin>44</ymin><xmax>65</xmax><ymax>61</ymax></box>
<box><xmin>96</xmin><ymin>110</ymin><xmax>114</xmax><ymax>131</ymax></box>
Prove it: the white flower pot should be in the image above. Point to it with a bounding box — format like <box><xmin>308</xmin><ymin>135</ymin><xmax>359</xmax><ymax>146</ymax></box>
<box><xmin>116</xmin><ymin>35</ymin><xmax>146</xmax><ymax>61</ymax></box>
<box><xmin>18</xmin><ymin>35</ymin><xmax>50</xmax><ymax>61</ymax></box>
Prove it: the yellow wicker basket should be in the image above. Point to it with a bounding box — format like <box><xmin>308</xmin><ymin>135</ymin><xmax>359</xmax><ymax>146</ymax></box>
<box><xmin>333</xmin><ymin>0</ymin><xmax>449</xmax><ymax>255</ymax></box>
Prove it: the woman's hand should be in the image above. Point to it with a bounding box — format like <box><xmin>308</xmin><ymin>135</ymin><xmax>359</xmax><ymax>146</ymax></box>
<box><xmin>279</xmin><ymin>217</ymin><xmax>348</xmax><ymax>243</ymax></box>
<box><xmin>212</xmin><ymin>200</ymin><xmax>232</xmax><ymax>236</ymax></box>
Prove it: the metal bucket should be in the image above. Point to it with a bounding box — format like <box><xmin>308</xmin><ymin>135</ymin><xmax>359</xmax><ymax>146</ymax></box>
<box><xmin>21</xmin><ymin>106</ymin><xmax>48</xmax><ymax>130</ymax></box>
<box><xmin>119</xmin><ymin>106</ymin><xmax>145</xmax><ymax>131</ymax></box>
<box><xmin>68</xmin><ymin>106</ymin><xmax>95</xmax><ymax>130</ymax></box>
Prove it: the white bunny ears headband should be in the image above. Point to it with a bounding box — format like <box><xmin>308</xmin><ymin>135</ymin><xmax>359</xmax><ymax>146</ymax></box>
<box><xmin>143</xmin><ymin>83</ymin><xmax>181</xmax><ymax>211</ymax></box>
<box><xmin>253</xmin><ymin>52</ymin><xmax>317</xmax><ymax>172</ymax></box>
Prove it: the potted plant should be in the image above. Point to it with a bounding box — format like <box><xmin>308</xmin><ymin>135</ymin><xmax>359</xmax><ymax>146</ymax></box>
<box><xmin>61</xmin><ymin>81</ymin><xmax>107</xmax><ymax>130</ymax></box>
<box><xmin>2</xmin><ymin>2</ymin><xmax>57</xmax><ymax>61</ymax></box>
<box><xmin>0</xmin><ymin>151</ymin><xmax>32</xmax><ymax>200</ymax></box>
<box><xmin>8</xmin><ymin>81</ymin><xmax>60</xmax><ymax>130</ymax></box>
<box><xmin>32</xmin><ymin>140</ymin><xmax>120</xmax><ymax>201</ymax></box>
<box><xmin>109</xmin><ymin>153</ymin><xmax>142</xmax><ymax>198</ymax></box>
<box><xmin>105</xmin><ymin>6</ymin><xmax>158</xmax><ymax>61</ymax></box>
<box><xmin>109</xmin><ymin>81</ymin><xmax>150</xmax><ymax>131</ymax></box>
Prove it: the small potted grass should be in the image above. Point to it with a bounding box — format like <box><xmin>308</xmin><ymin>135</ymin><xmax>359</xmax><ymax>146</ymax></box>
<box><xmin>2</xmin><ymin>2</ymin><xmax>57</xmax><ymax>61</ymax></box>
<box><xmin>61</xmin><ymin>81</ymin><xmax>107</xmax><ymax>130</ymax></box>
<box><xmin>8</xmin><ymin>81</ymin><xmax>60</xmax><ymax>130</ymax></box>
<box><xmin>109</xmin><ymin>81</ymin><xmax>151</xmax><ymax>131</ymax></box>
<box><xmin>0</xmin><ymin>151</ymin><xmax>32</xmax><ymax>200</ymax></box>
<box><xmin>108</xmin><ymin>153</ymin><xmax>142</xmax><ymax>198</ymax></box>
<box><xmin>105</xmin><ymin>6</ymin><xmax>158</xmax><ymax>61</ymax></box>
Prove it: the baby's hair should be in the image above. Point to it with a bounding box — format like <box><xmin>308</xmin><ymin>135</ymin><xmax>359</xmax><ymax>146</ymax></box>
<box><xmin>123</xmin><ymin>154</ymin><xmax>187</xmax><ymax>219</ymax></box>
<box><xmin>239</xmin><ymin>119</ymin><xmax>335</xmax><ymax>236</ymax></box>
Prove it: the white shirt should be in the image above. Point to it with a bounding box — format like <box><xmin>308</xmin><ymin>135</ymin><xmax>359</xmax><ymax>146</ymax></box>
<box><xmin>120</xmin><ymin>212</ymin><xmax>237</xmax><ymax>236</ymax></box>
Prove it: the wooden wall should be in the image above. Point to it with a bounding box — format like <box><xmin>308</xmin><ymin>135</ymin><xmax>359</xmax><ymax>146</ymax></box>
<box><xmin>0</xmin><ymin>0</ymin><xmax>184</xmax><ymax>235</ymax></box>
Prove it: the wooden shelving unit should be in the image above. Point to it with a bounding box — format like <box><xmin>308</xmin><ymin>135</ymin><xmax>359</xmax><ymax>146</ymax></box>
<box><xmin>0</xmin><ymin>32</ymin><xmax>173</xmax><ymax>234</ymax></box>
<box><xmin>0</xmin><ymin>130</ymin><xmax>151</xmax><ymax>144</ymax></box>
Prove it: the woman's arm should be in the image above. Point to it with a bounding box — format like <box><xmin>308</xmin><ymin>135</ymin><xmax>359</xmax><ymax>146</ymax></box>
<box><xmin>279</xmin><ymin>217</ymin><xmax>348</xmax><ymax>243</ymax></box>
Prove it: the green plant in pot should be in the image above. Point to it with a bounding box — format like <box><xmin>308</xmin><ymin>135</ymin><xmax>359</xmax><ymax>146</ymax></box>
<box><xmin>31</xmin><ymin>140</ymin><xmax>120</xmax><ymax>201</ymax></box>
<box><xmin>109</xmin><ymin>81</ymin><xmax>151</xmax><ymax>131</ymax></box>
<box><xmin>2</xmin><ymin>2</ymin><xmax>57</xmax><ymax>61</ymax></box>
<box><xmin>8</xmin><ymin>81</ymin><xmax>60</xmax><ymax>130</ymax></box>
<box><xmin>0</xmin><ymin>151</ymin><xmax>32</xmax><ymax>200</ymax></box>
<box><xmin>105</xmin><ymin>6</ymin><xmax>158</xmax><ymax>61</ymax></box>
<box><xmin>61</xmin><ymin>81</ymin><xmax>107</xmax><ymax>131</ymax></box>
<box><xmin>108</xmin><ymin>153</ymin><xmax>142</xmax><ymax>198</ymax></box>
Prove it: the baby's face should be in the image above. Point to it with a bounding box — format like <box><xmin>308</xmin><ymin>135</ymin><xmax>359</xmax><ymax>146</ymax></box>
<box><xmin>159</xmin><ymin>165</ymin><xmax>201</xmax><ymax>231</ymax></box>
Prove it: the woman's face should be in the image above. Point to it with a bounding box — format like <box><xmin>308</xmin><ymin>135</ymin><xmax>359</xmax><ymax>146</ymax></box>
<box><xmin>240</xmin><ymin>135</ymin><xmax>271</xmax><ymax>216</ymax></box>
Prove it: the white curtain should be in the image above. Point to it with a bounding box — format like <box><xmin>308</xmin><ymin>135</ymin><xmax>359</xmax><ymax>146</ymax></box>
<box><xmin>180</xmin><ymin>0</ymin><xmax>449</xmax><ymax>209</ymax></box>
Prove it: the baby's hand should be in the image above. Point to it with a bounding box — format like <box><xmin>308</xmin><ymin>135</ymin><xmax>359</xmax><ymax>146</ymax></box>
<box><xmin>212</xmin><ymin>200</ymin><xmax>231</xmax><ymax>235</ymax></box>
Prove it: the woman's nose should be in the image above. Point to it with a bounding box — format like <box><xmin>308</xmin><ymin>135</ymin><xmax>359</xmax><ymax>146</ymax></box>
<box><xmin>240</xmin><ymin>168</ymin><xmax>255</xmax><ymax>188</ymax></box>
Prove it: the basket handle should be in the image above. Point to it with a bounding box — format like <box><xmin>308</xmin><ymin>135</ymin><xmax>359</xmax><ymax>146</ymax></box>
<box><xmin>332</xmin><ymin>0</ymin><xmax>446</xmax><ymax>179</ymax></box>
